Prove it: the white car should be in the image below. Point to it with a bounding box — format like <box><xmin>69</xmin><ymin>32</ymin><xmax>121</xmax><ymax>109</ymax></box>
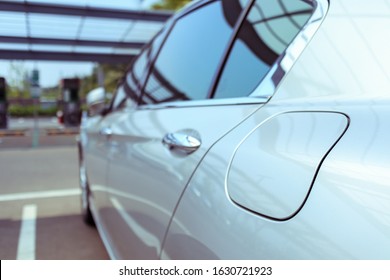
<box><xmin>78</xmin><ymin>0</ymin><xmax>390</xmax><ymax>259</ymax></box>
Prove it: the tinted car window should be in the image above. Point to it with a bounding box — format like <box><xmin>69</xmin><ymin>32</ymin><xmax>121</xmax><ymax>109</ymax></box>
<box><xmin>125</xmin><ymin>46</ymin><xmax>149</xmax><ymax>103</ymax></box>
<box><xmin>141</xmin><ymin>0</ymin><xmax>248</xmax><ymax>105</ymax></box>
<box><xmin>213</xmin><ymin>0</ymin><xmax>314</xmax><ymax>99</ymax></box>
<box><xmin>111</xmin><ymin>84</ymin><xmax>129</xmax><ymax>110</ymax></box>
<box><xmin>124</xmin><ymin>28</ymin><xmax>168</xmax><ymax>104</ymax></box>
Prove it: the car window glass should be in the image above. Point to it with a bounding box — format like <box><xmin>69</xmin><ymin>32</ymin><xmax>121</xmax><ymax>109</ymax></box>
<box><xmin>141</xmin><ymin>0</ymin><xmax>248</xmax><ymax>105</ymax></box>
<box><xmin>124</xmin><ymin>47</ymin><xmax>149</xmax><ymax>103</ymax></box>
<box><xmin>213</xmin><ymin>0</ymin><xmax>314</xmax><ymax>99</ymax></box>
<box><xmin>111</xmin><ymin>84</ymin><xmax>130</xmax><ymax>111</ymax></box>
<box><xmin>124</xmin><ymin>27</ymin><xmax>168</xmax><ymax>104</ymax></box>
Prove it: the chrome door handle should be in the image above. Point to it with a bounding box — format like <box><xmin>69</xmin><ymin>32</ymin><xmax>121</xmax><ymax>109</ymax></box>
<box><xmin>162</xmin><ymin>129</ymin><xmax>201</xmax><ymax>155</ymax></box>
<box><xmin>100</xmin><ymin>127</ymin><xmax>112</xmax><ymax>136</ymax></box>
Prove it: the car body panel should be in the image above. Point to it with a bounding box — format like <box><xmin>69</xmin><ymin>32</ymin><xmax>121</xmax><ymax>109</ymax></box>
<box><xmin>162</xmin><ymin>104</ymin><xmax>390</xmax><ymax>259</ymax></box>
<box><xmin>79</xmin><ymin>0</ymin><xmax>390</xmax><ymax>259</ymax></box>
<box><xmin>227</xmin><ymin>112</ymin><xmax>349</xmax><ymax>220</ymax></box>
<box><xmin>161</xmin><ymin>0</ymin><xmax>390</xmax><ymax>259</ymax></box>
<box><xmin>87</xmin><ymin>103</ymin><xmax>265</xmax><ymax>259</ymax></box>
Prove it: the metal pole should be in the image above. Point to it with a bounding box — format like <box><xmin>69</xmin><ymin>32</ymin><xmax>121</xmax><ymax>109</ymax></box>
<box><xmin>32</xmin><ymin>96</ymin><xmax>39</xmax><ymax>148</ymax></box>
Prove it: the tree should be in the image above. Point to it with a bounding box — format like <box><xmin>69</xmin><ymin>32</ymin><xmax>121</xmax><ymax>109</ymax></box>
<box><xmin>78</xmin><ymin>63</ymin><xmax>127</xmax><ymax>98</ymax></box>
<box><xmin>7</xmin><ymin>62</ymin><xmax>30</xmax><ymax>99</ymax></box>
<box><xmin>152</xmin><ymin>0</ymin><xmax>192</xmax><ymax>11</ymax></box>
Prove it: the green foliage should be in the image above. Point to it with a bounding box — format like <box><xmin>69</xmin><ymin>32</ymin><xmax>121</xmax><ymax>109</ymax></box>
<box><xmin>152</xmin><ymin>0</ymin><xmax>192</xmax><ymax>11</ymax></box>
<box><xmin>5</xmin><ymin>61</ymin><xmax>126</xmax><ymax>102</ymax></box>
<box><xmin>8</xmin><ymin>104</ymin><xmax>58</xmax><ymax>117</ymax></box>
<box><xmin>7</xmin><ymin>62</ymin><xmax>30</xmax><ymax>99</ymax></box>
<box><xmin>41</xmin><ymin>86</ymin><xmax>59</xmax><ymax>99</ymax></box>
<box><xmin>78</xmin><ymin>63</ymin><xmax>127</xmax><ymax>98</ymax></box>
<box><xmin>98</xmin><ymin>63</ymin><xmax>127</xmax><ymax>94</ymax></box>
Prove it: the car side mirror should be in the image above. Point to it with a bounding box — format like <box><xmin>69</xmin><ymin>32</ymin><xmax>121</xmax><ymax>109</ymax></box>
<box><xmin>86</xmin><ymin>87</ymin><xmax>106</xmax><ymax>117</ymax></box>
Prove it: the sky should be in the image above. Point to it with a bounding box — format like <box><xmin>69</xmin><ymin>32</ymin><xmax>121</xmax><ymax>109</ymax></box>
<box><xmin>0</xmin><ymin>0</ymin><xmax>160</xmax><ymax>88</ymax></box>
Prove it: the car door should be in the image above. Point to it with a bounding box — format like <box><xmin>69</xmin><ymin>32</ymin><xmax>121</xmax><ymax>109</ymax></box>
<box><xmin>84</xmin><ymin>24</ymin><xmax>170</xmax><ymax>251</ymax></box>
<box><xmin>99</xmin><ymin>0</ymin><xmax>319</xmax><ymax>259</ymax></box>
<box><xmin>161</xmin><ymin>0</ymin><xmax>356</xmax><ymax>259</ymax></box>
<box><xmin>99</xmin><ymin>0</ymin><xmax>265</xmax><ymax>259</ymax></box>
<box><xmin>83</xmin><ymin>113</ymin><xmax>112</xmax><ymax>227</ymax></box>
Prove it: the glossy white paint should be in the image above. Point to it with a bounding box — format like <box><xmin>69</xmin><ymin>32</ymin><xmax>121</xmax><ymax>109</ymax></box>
<box><xmin>80</xmin><ymin>0</ymin><xmax>390</xmax><ymax>259</ymax></box>
<box><xmin>83</xmin><ymin>116</ymin><xmax>113</xmax><ymax>232</ymax></box>
<box><xmin>89</xmin><ymin>104</ymin><xmax>263</xmax><ymax>259</ymax></box>
<box><xmin>227</xmin><ymin>112</ymin><xmax>349</xmax><ymax>220</ymax></box>
<box><xmin>162</xmin><ymin>0</ymin><xmax>390</xmax><ymax>259</ymax></box>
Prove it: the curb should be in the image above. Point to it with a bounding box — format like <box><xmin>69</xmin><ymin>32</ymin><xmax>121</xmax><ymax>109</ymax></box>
<box><xmin>45</xmin><ymin>128</ymin><xmax>79</xmax><ymax>136</ymax></box>
<box><xmin>0</xmin><ymin>129</ymin><xmax>27</xmax><ymax>137</ymax></box>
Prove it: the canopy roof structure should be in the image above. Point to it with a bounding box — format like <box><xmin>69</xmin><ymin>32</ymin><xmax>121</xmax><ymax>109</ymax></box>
<box><xmin>0</xmin><ymin>0</ymin><xmax>173</xmax><ymax>63</ymax></box>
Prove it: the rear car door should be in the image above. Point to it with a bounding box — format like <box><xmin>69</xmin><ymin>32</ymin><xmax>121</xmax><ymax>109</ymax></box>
<box><xmin>95</xmin><ymin>0</ymin><xmax>319</xmax><ymax>259</ymax></box>
<box><xmin>161</xmin><ymin>0</ymin><xmax>357</xmax><ymax>259</ymax></box>
<box><xmin>101</xmin><ymin>0</ymin><xmax>259</xmax><ymax>259</ymax></box>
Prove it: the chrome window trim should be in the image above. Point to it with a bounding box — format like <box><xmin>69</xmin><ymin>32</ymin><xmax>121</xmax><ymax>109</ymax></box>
<box><xmin>138</xmin><ymin>96</ymin><xmax>269</xmax><ymax>110</ymax></box>
<box><xmin>137</xmin><ymin>0</ymin><xmax>329</xmax><ymax>111</ymax></box>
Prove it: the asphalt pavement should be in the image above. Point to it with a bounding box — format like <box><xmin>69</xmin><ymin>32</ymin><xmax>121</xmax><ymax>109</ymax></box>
<box><xmin>0</xmin><ymin>117</ymin><xmax>79</xmax><ymax>149</ymax></box>
<box><xmin>0</xmin><ymin>117</ymin><xmax>109</xmax><ymax>259</ymax></box>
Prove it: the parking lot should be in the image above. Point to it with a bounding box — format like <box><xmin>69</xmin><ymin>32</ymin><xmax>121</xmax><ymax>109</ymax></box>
<box><xmin>0</xmin><ymin>118</ymin><xmax>109</xmax><ymax>260</ymax></box>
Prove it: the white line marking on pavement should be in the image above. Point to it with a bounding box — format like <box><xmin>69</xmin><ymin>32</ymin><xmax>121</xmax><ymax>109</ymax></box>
<box><xmin>17</xmin><ymin>204</ymin><xmax>37</xmax><ymax>260</ymax></box>
<box><xmin>0</xmin><ymin>189</ymin><xmax>81</xmax><ymax>202</ymax></box>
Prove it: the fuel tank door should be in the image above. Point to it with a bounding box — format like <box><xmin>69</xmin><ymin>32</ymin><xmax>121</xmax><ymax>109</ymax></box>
<box><xmin>227</xmin><ymin>112</ymin><xmax>349</xmax><ymax>220</ymax></box>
